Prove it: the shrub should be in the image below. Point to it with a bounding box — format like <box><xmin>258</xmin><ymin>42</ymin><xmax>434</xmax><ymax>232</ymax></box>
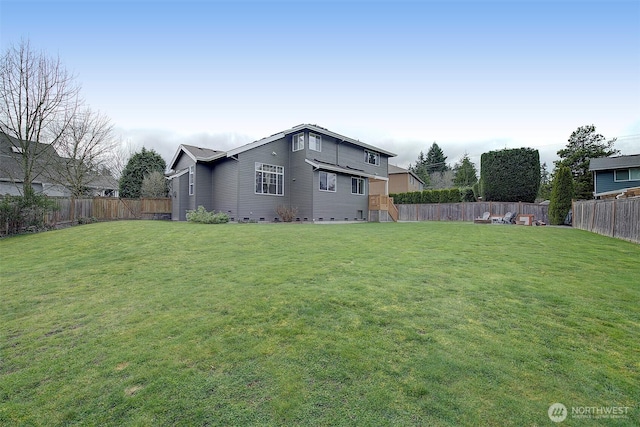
<box><xmin>549</xmin><ymin>166</ymin><xmax>574</xmax><ymax>225</ymax></box>
<box><xmin>0</xmin><ymin>194</ymin><xmax>58</xmax><ymax>235</ymax></box>
<box><xmin>276</xmin><ymin>205</ymin><xmax>298</xmax><ymax>222</ymax></box>
<box><xmin>460</xmin><ymin>187</ymin><xmax>476</xmax><ymax>202</ymax></box>
<box><xmin>77</xmin><ymin>216</ymin><xmax>98</xmax><ymax>225</ymax></box>
<box><xmin>186</xmin><ymin>206</ymin><xmax>230</xmax><ymax>224</ymax></box>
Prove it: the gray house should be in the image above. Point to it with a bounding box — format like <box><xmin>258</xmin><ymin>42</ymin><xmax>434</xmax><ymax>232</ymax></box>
<box><xmin>167</xmin><ymin>124</ymin><xmax>396</xmax><ymax>222</ymax></box>
<box><xmin>589</xmin><ymin>154</ymin><xmax>640</xmax><ymax>198</ymax></box>
<box><xmin>0</xmin><ymin>133</ymin><xmax>118</xmax><ymax>197</ymax></box>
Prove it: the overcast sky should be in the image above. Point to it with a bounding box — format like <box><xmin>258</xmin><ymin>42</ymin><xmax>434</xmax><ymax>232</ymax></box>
<box><xmin>1</xmin><ymin>0</ymin><xmax>639</xmax><ymax>171</ymax></box>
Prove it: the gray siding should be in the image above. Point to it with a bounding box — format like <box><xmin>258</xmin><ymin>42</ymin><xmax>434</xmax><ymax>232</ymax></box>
<box><xmin>171</xmin><ymin>173</ymin><xmax>190</xmax><ymax>221</ymax></box>
<box><xmin>236</xmin><ymin>137</ymin><xmax>289</xmax><ymax>221</ymax></box>
<box><xmin>337</xmin><ymin>140</ymin><xmax>388</xmax><ymax>177</ymax></box>
<box><xmin>289</xmin><ymin>141</ymin><xmax>313</xmax><ymax>220</ymax></box>
<box><xmin>194</xmin><ymin>163</ymin><xmax>212</xmax><ymax>211</ymax></box>
<box><xmin>174</xmin><ymin>152</ymin><xmax>193</xmax><ymax>172</ymax></box>
<box><xmin>312</xmin><ymin>172</ymin><xmax>369</xmax><ymax>221</ymax></box>
<box><xmin>211</xmin><ymin>158</ymin><xmax>238</xmax><ymax>220</ymax></box>
<box><xmin>303</xmin><ymin>133</ymin><xmax>389</xmax><ymax>178</ymax></box>
<box><xmin>595</xmin><ymin>170</ymin><xmax>640</xmax><ymax>194</ymax></box>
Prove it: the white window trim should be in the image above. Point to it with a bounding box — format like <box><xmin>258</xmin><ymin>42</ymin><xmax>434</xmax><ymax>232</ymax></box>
<box><xmin>188</xmin><ymin>165</ymin><xmax>195</xmax><ymax>195</ymax></box>
<box><xmin>255</xmin><ymin>162</ymin><xmax>284</xmax><ymax>196</ymax></box>
<box><xmin>309</xmin><ymin>133</ymin><xmax>322</xmax><ymax>152</ymax></box>
<box><xmin>319</xmin><ymin>171</ymin><xmax>336</xmax><ymax>192</ymax></box>
<box><xmin>292</xmin><ymin>133</ymin><xmax>304</xmax><ymax>152</ymax></box>
<box><xmin>351</xmin><ymin>177</ymin><xmax>365</xmax><ymax>195</ymax></box>
<box><xmin>364</xmin><ymin>149</ymin><xmax>380</xmax><ymax>166</ymax></box>
<box><xmin>614</xmin><ymin>167</ymin><xmax>640</xmax><ymax>182</ymax></box>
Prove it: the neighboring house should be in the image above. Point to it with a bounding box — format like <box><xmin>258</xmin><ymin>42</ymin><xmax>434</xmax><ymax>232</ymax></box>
<box><xmin>0</xmin><ymin>133</ymin><xmax>119</xmax><ymax>197</ymax></box>
<box><xmin>388</xmin><ymin>164</ymin><xmax>425</xmax><ymax>193</ymax></box>
<box><xmin>589</xmin><ymin>154</ymin><xmax>640</xmax><ymax>198</ymax></box>
<box><xmin>167</xmin><ymin>124</ymin><xmax>396</xmax><ymax>222</ymax></box>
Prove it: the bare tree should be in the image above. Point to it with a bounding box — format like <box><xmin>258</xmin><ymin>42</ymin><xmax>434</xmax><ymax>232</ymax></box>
<box><xmin>429</xmin><ymin>170</ymin><xmax>455</xmax><ymax>189</ymax></box>
<box><xmin>52</xmin><ymin>107</ymin><xmax>117</xmax><ymax>197</ymax></box>
<box><xmin>108</xmin><ymin>137</ymin><xmax>138</xmax><ymax>180</ymax></box>
<box><xmin>140</xmin><ymin>170</ymin><xmax>168</xmax><ymax>197</ymax></box>
<box><xmin>0</xmin><ymin>39</ymin><xmax>81</xmax><ymax>197</ymax></box>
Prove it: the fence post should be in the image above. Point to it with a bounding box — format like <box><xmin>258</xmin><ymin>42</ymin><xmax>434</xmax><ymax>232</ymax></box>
<box><xmin>611</xmin><ymin>200</ymin><xmax>616</xmax><ymax>237</ymax></box>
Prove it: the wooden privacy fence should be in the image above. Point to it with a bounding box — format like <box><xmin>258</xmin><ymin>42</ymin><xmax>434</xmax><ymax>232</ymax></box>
<box><xmin>47</xmin><ymin>197</ymin><xmax>172</xmax><ymax>224</ymax></box>
<box><xmin>396</xmin><ymin>201</ymin><xmax>549</xmax><ymax>223</ymax></box>
<box><xmin>573</xmin><ymin>198</ymin><xmax>640</xmax><ymax>244</ymax></box>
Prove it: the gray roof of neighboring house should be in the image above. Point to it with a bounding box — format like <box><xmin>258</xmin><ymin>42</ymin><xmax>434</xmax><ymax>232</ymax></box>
<box><xmin>388</xmin><ymin>164</ymin><xmax>425</xmax><ymax>185</ymax></box>
<box><xmin>0</xmin><ymin>133</ymin><xmax>118</xmax><ymax>190</ymax></box>
<box><xmin>226</xmin><ymin>124</ymin><xmax>397</xmax><ymax>158</ymax></box>
<box><xmin>589</xmin><ymin>154</ymin><xmax>640</xmax><ymax>171</ymax></box>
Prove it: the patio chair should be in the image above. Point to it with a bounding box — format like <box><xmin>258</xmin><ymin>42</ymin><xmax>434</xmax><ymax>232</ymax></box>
<box><xmin>474</xmin><ymin>211</ymin><xmax>491</xmax><ymax>224</ymax></box>
<box><xmin>500</xmin><ymin>212</ymin><xmax>516</xmax><ymax>224</ymax></box>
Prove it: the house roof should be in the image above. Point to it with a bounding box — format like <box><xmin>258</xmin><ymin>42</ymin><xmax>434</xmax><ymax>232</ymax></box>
<box><xmin>226</xmin><ymin>124</ymin><xmax>397</xmax><ymax>158</ymax></box>
<box><xmin>0</xmin><ymin>132</ymin><xmax>118</xmax><ymax>190</ymax></box>
<box><xmin>589</xmin><ymin>154</ymin><xmax>640</xmax><ymax>171</ymax></box>
<box><xmin>168</xmin><ymin>144</ymin><xmax>226</xmax><ymax>169</ymax></box>
<box><xmin>304</xmin><ymin>159</ymin><xmax>388</xmax><ymax>180</ymax></box>
<box><xmin>388</xmin><ymin>164</ymin><xmax>425</xmax><ymax>185</ymax></box>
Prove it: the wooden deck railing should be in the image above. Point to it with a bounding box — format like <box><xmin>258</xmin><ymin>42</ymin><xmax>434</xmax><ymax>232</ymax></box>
<box><xmin>369</xmin><ymin>195</ymin><xmax>398</xmax><ymax>222</ymax></box>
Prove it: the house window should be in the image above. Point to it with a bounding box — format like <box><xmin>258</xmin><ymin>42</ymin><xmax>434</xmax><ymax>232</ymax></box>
<box><xmin>255</xmin><ymin>163</ymin><xmax>284</xmax><ymax>195</ymax></box>
<box><xmin>614</xmin><ymin>167</ymin><xmax>640</xmax><ymax>182</ymax></box>
<box><xmin>188</xmin><ymin>165</ymin><xmax>194</xmax><ymax>195</ymax></box>
<box><xmin>364</xmin><ymin>150</ymin><xmax>380</xmax><ymax>166</ymax></box>
<box><xmin>319</xmin><ymin>171</ymin><xmax>336</xmax><ymax>192</ymax></box>
<box><xmin>351</xmin><ymin>177</ymin><xmax>365</xmax><ymax>195</ymax></box>
<box><xmin>292</xmin><ymin>133</ymin><xmax>304</xmax><ymax>152</ymax></box>
<box><xmin>309</xmin><ymin>133</ymin><xmax>321</xmax><ymax>152</ymax></box>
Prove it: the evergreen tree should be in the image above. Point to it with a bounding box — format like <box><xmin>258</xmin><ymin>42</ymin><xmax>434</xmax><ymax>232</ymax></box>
<box><xmin>555</xmin><ymin>125</ymin><xmax>618</xmax><ymax>200</ymax></box>
<box><xmin>549</xmin><ymin>166</ymin><xmax>574</xmax><ymax>225</ymax></box>
<box><xmin>425</xmin><ymin>142</ymin><xmax>448</xmax><ymax>174</ymax></box>
<box><xmin>453</xmin><ymin>153</ymin><xmax>478</xmax><ymax>187</ymax></box>
<box><xmin>537</xmin><ymin>162</ymin><xmax>552</xmax><ymax>201</ymax></box>
<box><xmin>119</xmin><ymin>148</ymin><xmax>166</xmax><ymax>198</ymax></box>
<box><xmin>408</xmin><ymin>151</ymin><xmax>430</xmax><ymax>187</ymax></box>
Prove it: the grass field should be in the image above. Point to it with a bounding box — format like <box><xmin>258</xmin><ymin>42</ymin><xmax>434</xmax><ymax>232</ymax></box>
<box><xmin>1</xmin><ymin>221</ymin><xmax>638</xmax><ymax>426</ymax></box>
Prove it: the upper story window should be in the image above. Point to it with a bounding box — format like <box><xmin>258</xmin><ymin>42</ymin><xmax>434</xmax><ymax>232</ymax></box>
<box><xmin>309</xmin><ymin>133</ymin><xmax>321</xmax><ymax>152</ymax></box>
<box><xmin>255</xmin><ymin>162</ymin><xmax>284</xmax><ymax>196</ymax></box>
<box><xmin>188</xmin><ymin>165</ymin><xmax>195</xmax><ymax>195</ymax></box>
<box><xmin>292</xmin><ymin>133</ymin><xmax>304</xmax><ymax>152</ymax></box>
<box><xmin>319</xmin><ymin>171</ymin><xmax>336</xmax><ymax>192</ymax></box>
<box><xmin>614</xmin><ymin>167</ymin><xmax>640</xmax><ymax>182</ymax></box>
<box><xmin>351</xmin><ymin>177</ymin><xmax>365</xmax><ymax>195</ymax></box>
<box><xmin>364</xmin><ymin>150</ymin><xmax>380</xmax><ymax>166</ymax></box>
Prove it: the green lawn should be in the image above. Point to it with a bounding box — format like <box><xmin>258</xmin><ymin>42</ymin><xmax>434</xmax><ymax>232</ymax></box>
<box><xmin>1</xmin><ymin>221</ymin><xmax>638</xmax><ymax>426</ymax></box>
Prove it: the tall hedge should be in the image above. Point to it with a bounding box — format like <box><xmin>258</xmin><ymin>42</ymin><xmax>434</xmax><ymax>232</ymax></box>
<box><xmin>480</xmin><ymin>148</ymin><xmax>540</xmax><ymax>202</ymax></box>
<box><xmin>549</xmin><ymin>166</ymin><xmax>574</xmax><ymax>225</ymax></box>
<box><xmin>391</xmin><ymin>188</ymin><xmax>462</xmax><ymax>204</ymax></box>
